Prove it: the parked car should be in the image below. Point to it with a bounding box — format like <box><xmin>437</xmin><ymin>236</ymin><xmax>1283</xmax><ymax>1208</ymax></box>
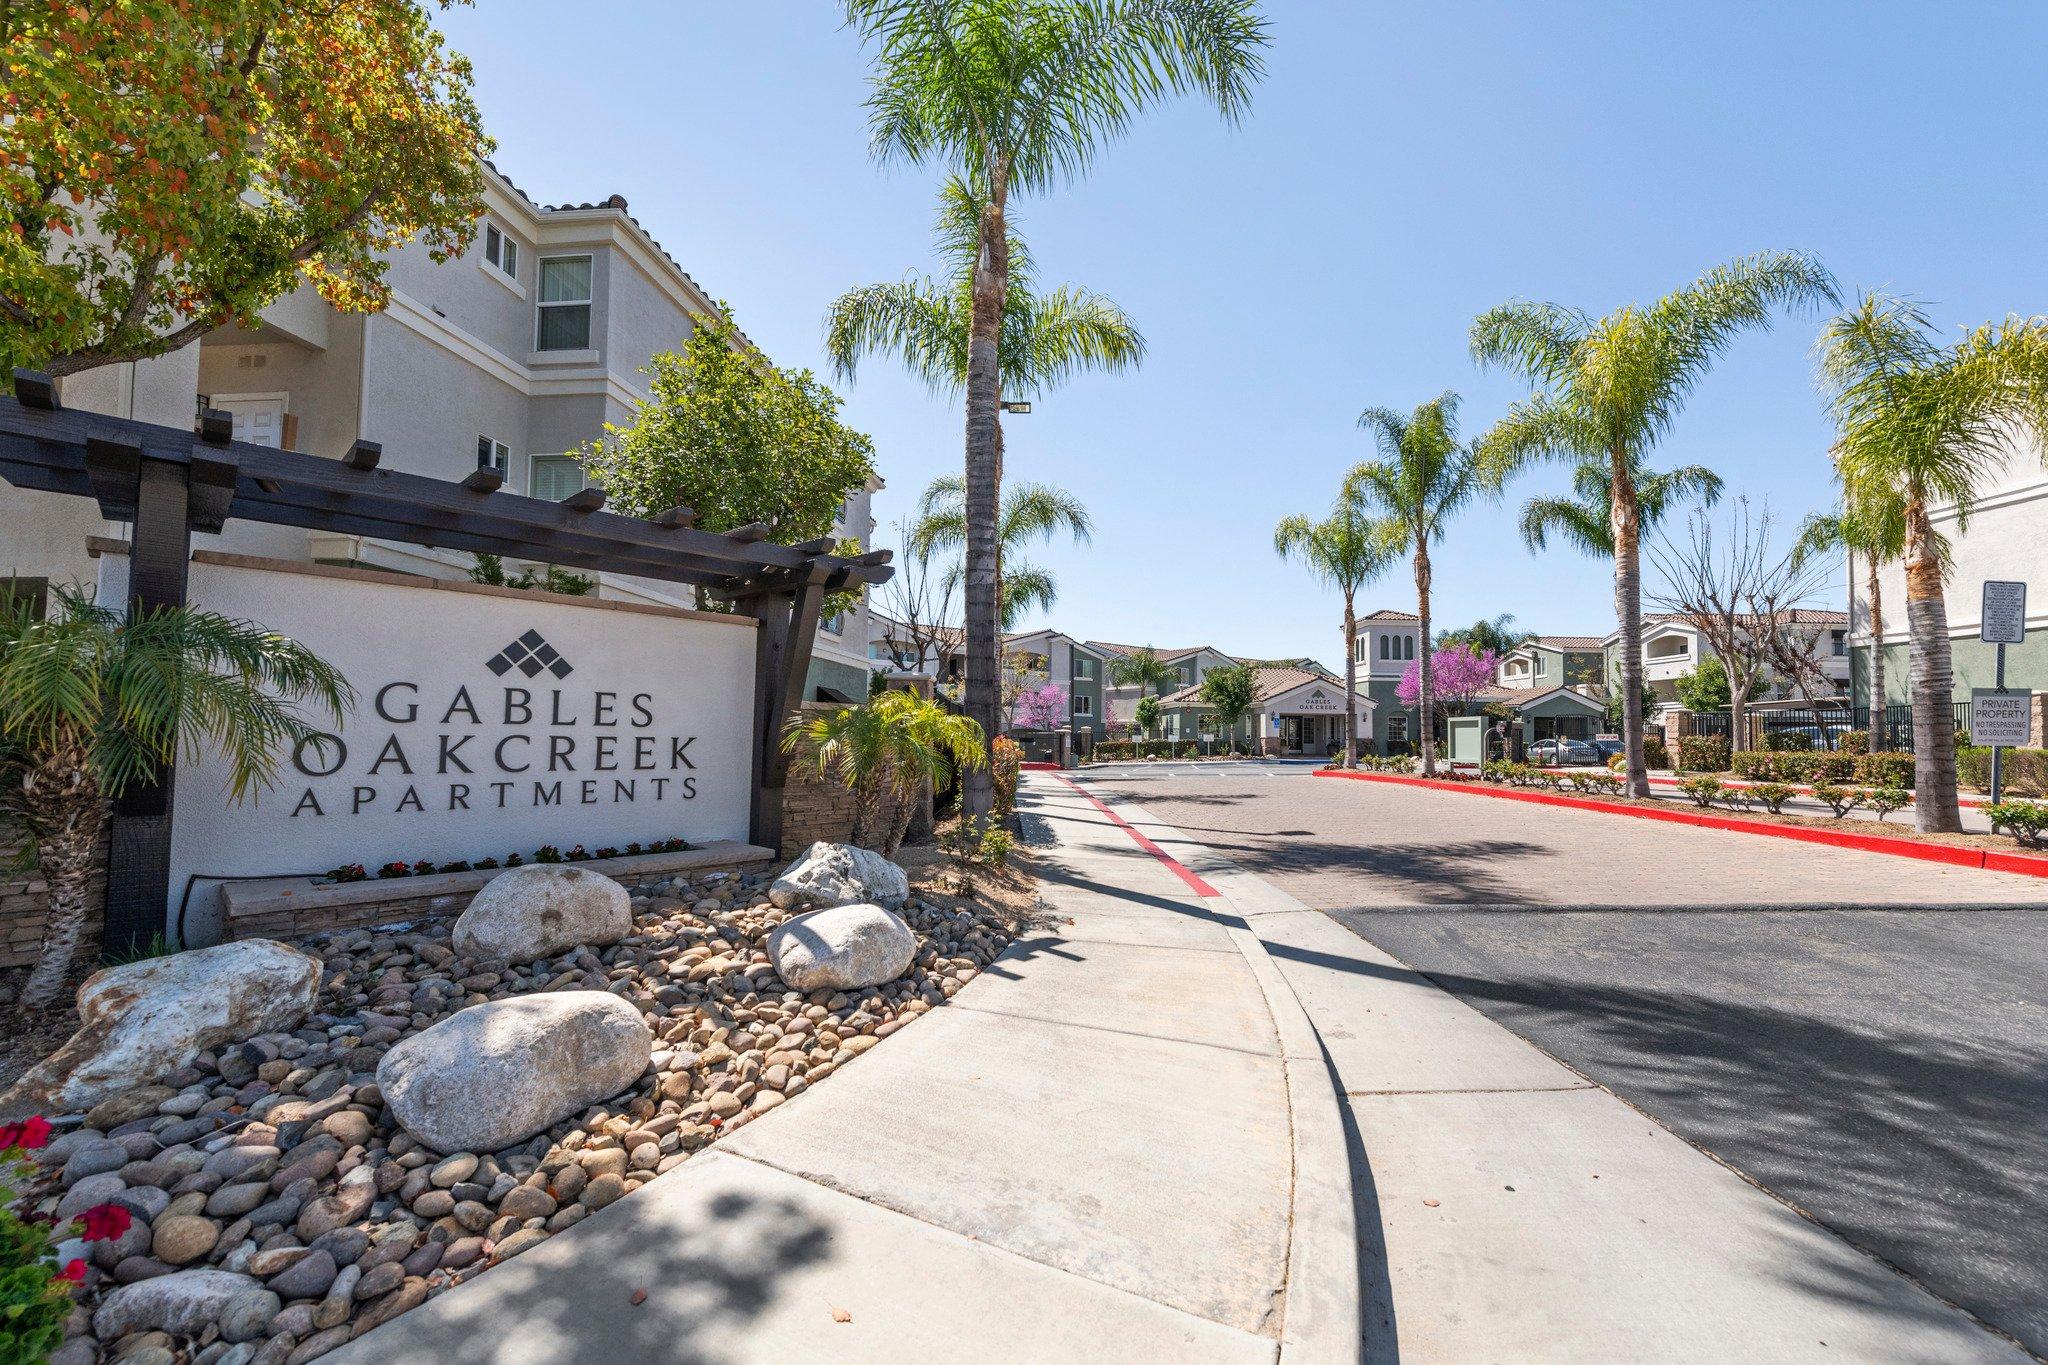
<box><xmin>1529</xmin><ymin>737</ymin><xmax>1602</xmax><ymax>766</ymax></box>
<box><xmin>1586</xmin><ymin>738</ymin><xmax>1625</xmax><ymax>762</ymax></box>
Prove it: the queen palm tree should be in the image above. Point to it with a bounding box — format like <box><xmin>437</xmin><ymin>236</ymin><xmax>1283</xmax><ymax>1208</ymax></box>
<box><xmin>1435</xmin><ymin>613</ymin><xmax>1532</xmax><ymax>657</ymax></box>
<box><xmin>905</xmin><ymin>474</ymin><xmax>1092</xmax><ymax>631</ymax></box>
<box><xmin>0</xmin><ymin>592</ymin><xmax>350</xmax><ymax>1004</ymax></box>
<box><xmin>784</xmin><ymin>690</ymin><xmax>986</xmax><ymax>857</ymax></box>
<box><xmin>1470</xmin><ymin>250</ymin><xmax>1837</xmax><ymax>795</ymax></box>
<box><xmin>1792</xmin><ymin>473</ymin><xmax>1907</xmax><ymax>752</ymax></box>
<box><xmin>1816</xmin><ymin>292</ymin><xmax>2048</xmax><ymax>831</ymax></box>
<box><xmin>1273</xmin><ymin>490</ymin><xmax>1393</xmax><ymax>769</ymax></box>
<box><xmin>1518</xmin><ymin>459</ymin><xmax>1723</xmax><ymax>557</ymax></box>
<box><xmin>1349</xmin><ymin>393</ymin><xmax>1482</xmax><ymax>776</ymax></box>
<box><xmin>1108</xmin><ymin>648</ymin><xmax>1178</xmax><ymax>740</ymax></box>
<box><xmin>843</xmin><ymin>0</ymin><xmax>1268</xmax><ymax>817</ymax></box>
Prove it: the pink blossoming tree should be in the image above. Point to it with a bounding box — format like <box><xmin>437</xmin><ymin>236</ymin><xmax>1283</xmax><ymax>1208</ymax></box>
<box><xmin>1011</xmin><ymin>683</ymin><xmax>1068</xmax><ymax>732</ymax></box>
<box><xmin>1397</xmin><ymin>646</ymin><xmax>1498</xmax><ymax>727</ymax></box>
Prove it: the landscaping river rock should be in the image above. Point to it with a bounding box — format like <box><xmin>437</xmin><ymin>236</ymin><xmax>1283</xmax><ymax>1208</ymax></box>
<box><xmin>767</xmin><ymin>903</ymin><xmax>917</xmax><ymax>993</ymax></box>
<box><xmin>2</xmin><ymin>940</ymin><xmax>323</xmax><ymax>1118</ymax></box>
<box><xmin>769</xmin><ymin>841</ymin><xmax>911</xmax><ymax>911</ymax></box>
<box><xmin>379</xmin><ymin>994</ymin><xmax>652</xmax><ymax>1154</ymax></box>
<box><xmin>451</xmin><ymin>864</ymin><xmax>631</xmax><ymax>963</ymax></box>
<box><xmin>22</xmin><ymin>859</ymin><xmax>1022</xmax><ymax>1364</ymax></box>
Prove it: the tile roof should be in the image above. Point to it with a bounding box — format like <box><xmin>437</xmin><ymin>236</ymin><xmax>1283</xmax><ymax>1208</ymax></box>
<box><xmin>1360</xmin><ymin>609</ymin><xmax>1420</xmax><ymax>622</ymax></box>
<box><xmin>1084</xmin><ymin>641</ymin><xmax>1217</xmax><ymax>663</ymax></box>
<box><xmin>1159</xmin><ymin>666</ymin><xmax>1359</xmax><ymax>708</ymax></box>
<box><xmin>1531</xmin><ymin>635</ymin><xmax>1608</xmax><ymax>651</ymax></box>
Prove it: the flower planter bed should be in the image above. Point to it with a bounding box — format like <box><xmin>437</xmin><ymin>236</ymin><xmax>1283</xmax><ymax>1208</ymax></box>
<box><xmin>221</xmin><ymin>843</ymin><xmax>772</xmax><ymax>942</ymax></box>
<box><xmin>21</xmin><ymin>853</ymin><xmax>1033</xmax><ymax>1364</ymax></box>
<box><xmin>1316</xmin><ymin>768</ymin><xmax>2048</xmax><ymax>878</ymax></box>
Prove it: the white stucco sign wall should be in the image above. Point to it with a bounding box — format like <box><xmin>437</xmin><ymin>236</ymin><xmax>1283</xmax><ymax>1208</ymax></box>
<box><xmin>100</xmin><ymin>553</ymin><xmax>756</xmax><ymax>941</ymax></box>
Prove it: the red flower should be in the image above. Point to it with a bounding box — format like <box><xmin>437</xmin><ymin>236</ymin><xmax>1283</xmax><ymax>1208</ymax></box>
<box><xmin>77</xmin><ymin>1203</ymin><xmax>132</xmax><ymax>1242</ymax></box>
<box><xmin>0</xmin><ymin>1115</ymin><xmax>51</xmax><ymax>1151</ymax></box>
<box><xmin>58</xmin><ymin>1258</ymin><xmax>86</xmax><ymax>1284</ymax></box>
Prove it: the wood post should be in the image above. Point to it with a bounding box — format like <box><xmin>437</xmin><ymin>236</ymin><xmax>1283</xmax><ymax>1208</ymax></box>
<box><xmin>742</xmin><ymin>563</ymin><xmax>830</xmax><ymax>854</ymax></box>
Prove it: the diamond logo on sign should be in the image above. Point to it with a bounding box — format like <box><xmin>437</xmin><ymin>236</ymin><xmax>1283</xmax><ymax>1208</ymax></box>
<box><xmin>486</xmin><ymin>629</ymin><xmax>574</xmax><ymax>679</ymax></box>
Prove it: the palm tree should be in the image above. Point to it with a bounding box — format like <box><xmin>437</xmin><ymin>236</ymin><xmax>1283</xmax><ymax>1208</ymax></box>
<box><xmin>1792</xmin><ymin>474</ymin><xmax>1906</xmax><ymax>752</ymax></box>
<box><xmin>783</xmin><ymin>690</ymin><xmax>986</xmax><ymax>857</ymax></box>
<box><xmin>906</xmin><ymin>474</ymin><xmax>1091</xmax><ymax>631</ymax></box>
<box><xmin>1349</xmin><ymin>393</ymin><xmax>1482</xmax><ymax>776</ymax></box>
<box><xmin>1816</xmin><ymin>293</ymin><xmax>2048</xmax><ymax>831</ymax></box>
<box><xmin>0</xmin><ymin>592</ymin><xmax>350</xmax><ymax>1004</ymax></box>
<box><xmin>1108</xmin><ymin>649</ymin><xmax>1179</xmax><ymax>739</ymax></box>
<box><xmin>1435</xmin><ymin>612</ymin><xmax>1532</xmax><ymax>657</ymax></box>
<box><xmin>1273</xmin><ymin>491</ymin><xmax>1393</xmax><ymax>769</ymax></box>
<box><xmin>1518</xmin><ymin>459</ymin><xmax>1723</xmax><ymax>557</ymax></box>
<box><xmin>1470</xmin><ymin>250</ymin><xmax>1837</xmax><ymax>796</ymax></box>
<box><xmin>843</xmin><ymin>0</ymin><xmax>1268</xmax><ymax>817</ymax></box>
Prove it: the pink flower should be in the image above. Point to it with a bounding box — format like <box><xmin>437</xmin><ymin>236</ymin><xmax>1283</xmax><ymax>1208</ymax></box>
<box><xmin>77</xmin><ymin>1203</ymin><xmax>132</xmax><ymax>1242</ymax></box>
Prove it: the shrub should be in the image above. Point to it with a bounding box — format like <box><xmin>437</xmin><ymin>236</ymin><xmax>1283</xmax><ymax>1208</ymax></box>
<box><xmin>1573</xmin><ymin>773</ymin><xmax>1624</xmax><ymax>797</ymax></box>
<box><xmin>1676</xmin><ymin>736</ymin><xmax>1730</xmax><ymax>774</ymax></box>
<box><xmin>1986</xmin><ymin>800</ymin><xmax>2048</xmax><ymax>849</ymax></box>
<box><xmin>1643</xmin><ymin>735</ymin><xmax>1671</xmax><ymax>770</ymax></box>
<box><xmin>991</xmin><ymin>736</ymin><xmax>1022</xmax><ymax>816</ymax></box>
<box><xmin>1855</xmin><ymin>752</ymin><xmax>1914</xmax><ymax>788</ymax></box>
<box><xmin>1866</xmin><ymin>786</ymin><xmax>1911</xmax><ymax>821</ymax></box>
<box><xmin>1748</xmin><ymin>782</ymin><xmax>1797</xmax><ymax>814</ymax></box>
<box><xmin>1761</xmin><ymin>730</ymin><xmax>1814</xmax><ymax>752</ymax></box>
<box><xmin>473</xmin><ymin>856</ymin><xmax>499</xmax><ymax>870</ymax></box>
<box><xmin>1678</xmin><ymin>775</ymin><xmax>1723</xmax><ymax>807</ymax></box>
<box><xmin>504</xmin><ymin>853</ymin><xmax>524</xmax><ymax>867</ymax></box>
<box><xmin>439</xmin><ymin>860</ymin><xmax>471</xmax><ymax>874</ymax></box>
<box><xmin>1835</xmin><ymin>729</ymin><xmax>1870</xmax><ymax>755</ymax></box>
<box><xmin>1809</xmin><ymin>784</ymin><xmax>1862</xmax><ymax>818</ymax></box>
<box><xmin>2</xmin><ymin>1116</ymin><xmax>136</xmax><ymax>1360</ymax></box>
<box><xmin>326</xmin><ymin>863</ymin><xmax>367</xmax><ymax>883</ymax></box>
<box><xmin>375</xmin><ymin>861</ymin><xmax>411</xmax><ymax>879</ymax></box>
<box><xmin>978</xmin><ymin>826</ymin><xmax>1014</xmax><ymax>867</ymax></box>
<box><xmin>534</xmin><ymin>845</ymin><xmax>563</xmax><ymax>864</ymax></box>
<box><xmin>1808</xmin><ymin>753</ymin><xmax>1855</xmax><ymax>783</ymax></box>
<box><xmin>1718</xmin><ymin>786</ymin><xmax>1753</xmax><ymax>811</ymax></box>
<box><xmin>1958</xmin><ymin>746</ymin><xmax>2048</xmax><ymax>796</ymax></box>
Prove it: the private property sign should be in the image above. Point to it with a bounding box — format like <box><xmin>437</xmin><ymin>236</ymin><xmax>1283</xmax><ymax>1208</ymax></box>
<box><xmin>1971</xmin><ymin>690</ymin><xmax>2032</xmax><ymax>748</ymax></box>
<box><xmin>99</xmin><ymin>550</ymin><xmax>755</xmax><ymax>940</ymax></box>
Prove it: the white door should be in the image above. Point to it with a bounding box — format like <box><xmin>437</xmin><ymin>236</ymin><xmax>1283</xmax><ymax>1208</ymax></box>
<box><xmin>215</xmin><ymin>395</ymin><xmax>286</xmax><ymax>448</ymax></box>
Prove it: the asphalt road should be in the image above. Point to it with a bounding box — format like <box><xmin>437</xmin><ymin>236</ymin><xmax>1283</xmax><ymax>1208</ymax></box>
<box><xmin>1080</xmin><ymin>761</ymin><xmax>2048</xmax><ymax>1356</ymax></box>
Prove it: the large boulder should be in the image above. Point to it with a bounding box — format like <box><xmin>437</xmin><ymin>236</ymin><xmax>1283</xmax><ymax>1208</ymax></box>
<box><xmin>1</xmin><ymin>941</ymin><xmax>321</xmax><ymax>1118</ymax></box>
<box><xmin>769</xmin><ymin>903</ymin><xmax>917</xmax><ymax>993</ymax></box>
<box><xmin>93</xmin><ymin>1268</ymin><xmax>279</xmax><ymax>1343</ymax></box>
<box><xmin>377</xmin><ymin>993</ymin><xmax>651</xmax><ymax>1153</ymax></box>
<box><xmin>769</xmin><ymin>842</ymin><xmax>908</xmax><ymax>912</ymax></box>
<box><xmin>453</xmin><ymin>864</ymin><xmax>631</xmax><ymax>962</ymax></box>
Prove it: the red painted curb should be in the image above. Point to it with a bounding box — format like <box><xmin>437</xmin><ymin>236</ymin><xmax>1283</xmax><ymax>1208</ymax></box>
<box><xmin>1313</xmin><ymin>768</ymin><xmax>2048</xmax><ymax>879</ymax></box>
<box><xmin>1018</xmin><ymin>761</ymin><xmax>1061</xmax><ymax>771</ymax></box>
<box><xmin>1049</xmin><ymin>774</ymin><xmax>1221</xmax><ymax>897</ymax></box>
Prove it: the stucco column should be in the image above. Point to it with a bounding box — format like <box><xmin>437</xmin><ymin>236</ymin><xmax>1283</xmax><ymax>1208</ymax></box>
<box><xmin>2031</xmin><ymin>692</ymin><xmax>2047</xmax><ymax>749</ymax></box>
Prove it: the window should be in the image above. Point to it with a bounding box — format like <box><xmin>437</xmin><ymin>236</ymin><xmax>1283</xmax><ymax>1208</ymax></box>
<box><xmin>1533</xmin><ymin>654</ymin><xmax>1546</xmax><ymax>677</ymax></box>
<box><xmin>2</xmin><ymin>576</ymin><xmax>48</xmax><ymax>620</ymax></box>
<box><xmin>1387</xmin><ymin>714</ymin><xmax>1409</xmax><ymax>743</ymax></box>
<box><xmin>1379</xmin><ymin>634</ymin><xmax>1390</xmax><ymax>660</ymax></box>
<box><xmin>1355</xmin><ymin>635</ymin><xmax>1368</xmax><ymax>663</ymax></box>
<box><xmin>528</xmin><ymin>454</ymin><xmax>584</xmax><ymax>501</ymax></box>
<box><xmin>1405</xmin><ymin>635</ymin><xmax>1415</xmax><ymax>660</ymax></box>
<box><xmin>483</xmin><ymin>223</ymin><xmax>519</xmax><ymax>280</ymax></box>
<box><xmin>1831</xmin><ymin>630</ymin><xmax>1847</xmax><ymax>657</ymax></box>
<box><xmin>1073</xmin><ymin>694</ymin><xmax>1093</xmax><ymax>716</ymax></box>
<box><xmin>821</xmin><ymin>613</ymin><xmax>844</xmax><ymax>636</ymax></box>
<box><xmin>537</xmin><ymin>256</ymin><xmax>593</xmax><ymax>351</ymax></box>
<box><xmin>1074</xmin><ymin>656</ymin><xmax>1097</xmax><ymax>681</ymax></box>
<box><xmin>476</xmin><ymin>436</ymin><xmax>509</xmax><ymax>476</ymax></box>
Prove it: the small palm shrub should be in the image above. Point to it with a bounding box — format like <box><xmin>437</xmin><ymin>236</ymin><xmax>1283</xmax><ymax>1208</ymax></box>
<box><xmin>1678</xmin><ymin>775</ymin><xmax>1723</xmax><ymax>807</ymax></box>
<box><xmin>1866</xmin><ymin>786</ymin><xmax>1912</xmax><ymax>821</ymax></box>
<box><xmin>0</xmin><ymin>590</ymin><xmax>349</xmax><ymax>1004</ymax></box>
<box><xmin>1809</xmin><ymin>783</ymin><xmax>1862</xmax><ymax>818</ymax></box>
<box><xmin>1986</xmin><ymin>800</ymin><xmax>2048</xmax><ymax>849</ymax></box>
<box><xmin>1675</xmin><ymin>736</ymin><xmax>1730</xmax><ymax>774</ymax></box>
<box><xmin>1748</xmin><ymin>783</ymin><xmax>1797</xmax><ymax>814</ymax></box>
<box><xmin>786</xmin><ymin>693</ymin><xmax>987</xmax><ymax>857</ymax></box>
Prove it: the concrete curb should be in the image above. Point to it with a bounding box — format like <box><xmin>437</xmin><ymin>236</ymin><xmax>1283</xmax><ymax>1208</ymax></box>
<box><xmin>1045</xmin><ymin>774</ymin><xmax>1363</xmax><ymax>1365</ymax></box>
<box><xmin>1314</xmin><ymin>768</ymin><xmax>2048</xmax><ymax>879</ymax></box>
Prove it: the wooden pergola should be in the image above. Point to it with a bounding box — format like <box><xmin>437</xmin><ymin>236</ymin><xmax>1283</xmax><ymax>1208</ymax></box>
<box><xmin>0</xmin><ymin>369</ymin><xmax>892</xmax><ymax>955</ymax></box>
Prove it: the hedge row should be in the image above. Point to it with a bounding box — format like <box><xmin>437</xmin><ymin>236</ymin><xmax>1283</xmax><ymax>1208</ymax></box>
<box><xmin>1958</xmin><ymin>747</ymin><xmax>2048</xmax><ymax>796</ymax></box>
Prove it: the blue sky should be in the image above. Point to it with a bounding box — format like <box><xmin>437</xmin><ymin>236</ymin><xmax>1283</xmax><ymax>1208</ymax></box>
<box><xmin>438</xmin><ymin>3</ymin><xmax>2048</xmax><ymax>663</ymax></box>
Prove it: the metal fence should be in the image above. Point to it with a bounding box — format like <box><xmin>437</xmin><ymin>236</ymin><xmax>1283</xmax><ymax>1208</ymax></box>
<box><xmin>1674</xmin><ymin>703</ymin><xmax>1971</xmax><ymax>753</ymax></box>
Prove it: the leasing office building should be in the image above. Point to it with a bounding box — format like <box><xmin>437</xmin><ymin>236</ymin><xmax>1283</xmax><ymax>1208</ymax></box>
<box><xmin>0</xmin><ymin>161</ymin><xmax>880</xmax><ymax>698</ymax></box>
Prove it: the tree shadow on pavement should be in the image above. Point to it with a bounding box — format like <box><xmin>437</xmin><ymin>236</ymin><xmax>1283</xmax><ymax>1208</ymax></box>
<box><xmin>1384</xmin><ymin>962</ymin><xmax>2048</xmax><ymax>1354</ymax></box>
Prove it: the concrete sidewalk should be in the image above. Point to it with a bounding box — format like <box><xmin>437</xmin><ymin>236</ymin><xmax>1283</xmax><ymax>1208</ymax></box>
<box><xmin>333</xmin><ymin>776</ymin><xmax>1357</xmax><ymax>1363</ymax></box>
<box><xmin>1088</xmin><ymin>777</ymin><xmax>2031</xmax><ymax>1363</ymax></box>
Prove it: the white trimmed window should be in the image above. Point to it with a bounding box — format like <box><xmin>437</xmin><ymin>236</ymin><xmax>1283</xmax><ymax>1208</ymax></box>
<box><xmin>476</xmin><ymin>436</ymin><xmax>509</xmax><ymax>476</ymax></box>
<box><xmin>1074</xmin><ymin>694</ymin><xmax>1093</xmax><ymax>716</ymax></box>
<box><xmin>1387</xmin><ymin>714</ymin><xmax>1409</xmax><ymax>743</ymax></box>
<box><xmin>528</xmin><ymin>454</ymin><xmax>584</xmax><ymax>501</ymax></box>
<box><xmin>482</xmin><ymin>223</ymin><xmax>519</xmax><ymax>280</ymax></box>
<box><xmin>537</xmin><ymin>256</ymin><xmax>593</xmax><ymax>351</ymax></box>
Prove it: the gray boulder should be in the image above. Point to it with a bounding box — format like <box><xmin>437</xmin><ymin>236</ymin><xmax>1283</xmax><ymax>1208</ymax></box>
<box><xmin>769</xmin><ymin>903</ymin><xmax>917</xmax><ymax>993</ymax></box>
<box><xmin>769</xmin><ymin>842</ymin><xmax>908</xmax><ymax>912</ymax></box>
<box><xmin>452</xmin><ymin>864</ymin><xmax>631</xmax><ymax>962</ymax></box>
<box><xmin>2</xmin><ymin>941</ymin><xmax>321</xmax><ymax>1118</ymax></box>
<box><xmin>378</xmin><ymin>993</ymin><xmax>651</xmax><ymax>1153</ymax></box>
<box><xmin>93</xmin><ymin>1268</ymin><xmax>279</xmax><ymax>1343</ymax></box>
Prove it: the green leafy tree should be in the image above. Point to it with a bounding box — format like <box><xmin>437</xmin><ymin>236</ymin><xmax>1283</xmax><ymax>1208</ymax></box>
<box><xmin>2</xmin><ymin>0</ymin><xmax>489</xmax><ymax>377</ymax></box>
<box><xmin>1436</xmin><ymin>613</ymin><xmax>1531</xmax><ymax>656</ymax></box>
<box><xmin>1273</xmin><ymin>490</ymin><xmax>1392</xmax><ymax>769</ymax></box>
<box><xmin>1198</xmin><ymin>663</ymin><xmax>1258</xmax><ymax>747</ymax></box>
<box><xmin>1675</xmin><ymin>655</ymin><xmax>1733</xmax><ymax>713</ymax></box>
<box><xmin>842</xmin><ymin>0</ymin><xmax>1268</xmax><ymax>818</ymax></box>
<box><xmin>0</xmin><ymin>591</ymin><xmax>350</xmax><ymax>1002</ymax></box>
<box><xmin>1350</xmin><ymin>392</ymin><xmax>1484</xmax><ymax>776</ymax></box>
<box><xmin>1470</xmin><ymin>250</ymin><xmax>1837</xmax><ymax>796</ymax></box>
<box><xmin>1792</xmin><ymin>476</ymin><xmax>1906</xmax><ymax>750</ymax></box>
<box><xmin>1134</xmin><ymin>695</ymin><xmax>1162</xmax><ymax>740</ymax></box>
<box><xmin>783</xmin><ymin>691</ymin><xmax>985</xmax><ymax>857</ymax></box>
<box><xmin>1604</xmin><ymin>674</ymin><xmax>1660</xmax><ymax>733</ymax></box>
<box><xmin>907</xmin><ymin>475</ymin><xmax>1091</xmax><ymax>630</ymax></box>
<box><xmin>1817</xmin><ymin>293</ymin><xmax>2048</xmax><ymax>831</ymax></box>
<box><xmin>467</xmin><ymin>554</ymin><xmax>594</xmax><ymax>597</ymax></box>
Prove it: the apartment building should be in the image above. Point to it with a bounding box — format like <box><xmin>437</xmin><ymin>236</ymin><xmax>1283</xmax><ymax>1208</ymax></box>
<box><xmin>1604</xmin><ymin>611</ymin><xmax>1851</xmax><ymax>710</ymax></box>
<box><xmin>1495</xmin><ymin>636</ymin><xmax>1607</xmax><ymax>691</ymax></box>
<box><xmin>1088</xmin><ymin>641</ymin><xmax>1239</xmax><ymax>737</ymax></box>
<box><xmin>0</xmin><ymin>161</ymin><xmax>878</xmax><ymax>698</ymax></box>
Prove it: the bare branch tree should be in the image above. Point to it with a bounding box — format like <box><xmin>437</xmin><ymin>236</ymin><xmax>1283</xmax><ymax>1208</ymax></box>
<box><xmin>876</xmin><ymin>518</ymin><xmax>960</xmax><ymax>682</ymax></box>
<box><xmin>1648</xmin><ymin>498</ymin><xmax>1835</xmax><ymax>749</ymax></box>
